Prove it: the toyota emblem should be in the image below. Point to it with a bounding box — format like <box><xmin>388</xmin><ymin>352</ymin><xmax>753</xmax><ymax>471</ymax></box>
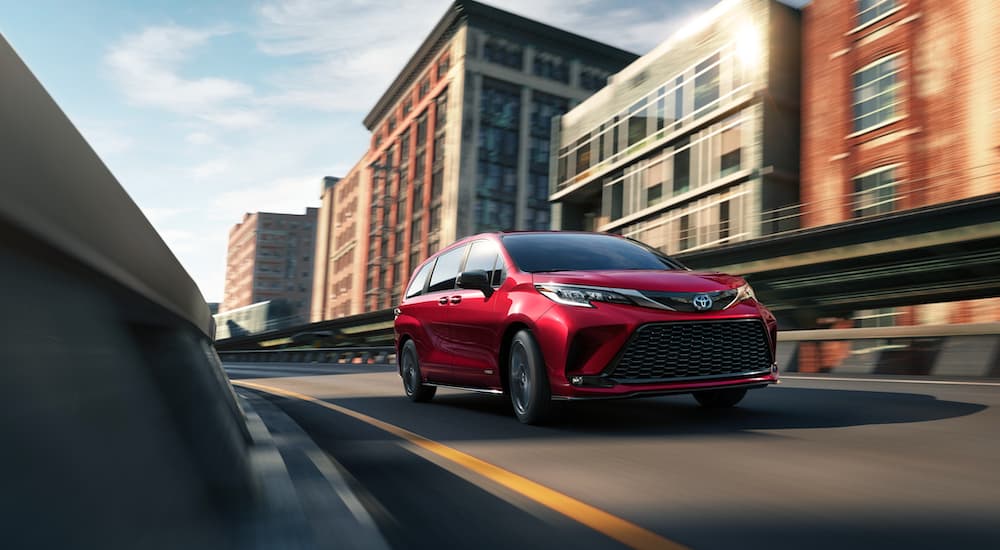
<box><xmin>692</xmin><ymin>294</ymin><xmax>713</xmax><ymax>311</ymax></box>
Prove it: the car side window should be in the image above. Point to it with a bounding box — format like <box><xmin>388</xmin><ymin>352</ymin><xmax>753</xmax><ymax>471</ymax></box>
<box><xmin>463</xmin><ymin>240</ymin><xmax>505</xmax><ymax>287</ymax></box>
<box><xmin>405</xmin><ymin>261</ymin><xmax>434</xmax><ymax>298</ymax></box>
<box><xmin>426</xmin><ymin>245</ymin><xmax>467</xmax><ymax>293</ymax></box>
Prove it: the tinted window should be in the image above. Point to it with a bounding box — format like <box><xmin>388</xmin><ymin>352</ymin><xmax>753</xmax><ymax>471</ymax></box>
<box><xmin>464</xmin><ymin>240</ymin><xmax>505</xmax><ymax>287</ymax></box>
<box><xmin>405</xmin><ymin>261</ymin><xmax>434</xmax><ymax>298</ymax></box>
<box><xmin>502</xmin><ymin>233</ymin><xmax>682</xmax><ymax>273</ymax></box>
<box><xmin>427</xmin><ymin>245</ymin><xmax>466</xmax><ymax>293</ymax></box>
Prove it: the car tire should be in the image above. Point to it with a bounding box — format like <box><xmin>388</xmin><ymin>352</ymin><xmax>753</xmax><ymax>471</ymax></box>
<box><xmin>508</xmin><ymin>330</ymin><xmax>552</xmax><ymax>424</ymax></box>
<box><xmin>693</xmin><ymin>388</ymin><xmax>747</xmax><ymax>408</ymax></box>
<box><xmin>401</xmin><ymin>340</ymin><xmax>436</xmax><ymax>403</ymax></box>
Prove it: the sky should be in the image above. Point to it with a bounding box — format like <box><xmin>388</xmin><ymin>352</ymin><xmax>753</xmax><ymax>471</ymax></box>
<box><xmin>0</xmin><ymin>0</ymin><xmax>808</xmax><ymax>302</ymax></box>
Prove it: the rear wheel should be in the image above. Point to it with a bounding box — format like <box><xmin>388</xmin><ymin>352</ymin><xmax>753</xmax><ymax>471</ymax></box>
<box><xmin>401</xmin><ymin>340</ymin><xmax>436</xmax><ymax>402</ymax></box>
<box><xmin>508</xmin><ymin>330</ymin><xmax>551</xmax><ymax>424</ymax></box>
<box><xmin>693</xmin><ymin>388</ymin><xmax>747</xmax><ymax>408</ymax></box>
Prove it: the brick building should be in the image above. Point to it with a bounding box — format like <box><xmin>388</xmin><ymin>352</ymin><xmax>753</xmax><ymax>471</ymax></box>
<box><xmin>358</xmin><ymin>0</ymin><xmax>638</xmax><ymax>310</ymax></box>
<box><xmin>221</xmin><ymin>208</ymin><xmax>318</xmax><ymax>324</ymax></box>
<box><xmin>311</xmin><ymin>166</ymin><xmax>370</xmax><ymax>321</ymax></box>
<box><xmin>802</xmin><ymin>0</ymin><xmax>1000</xmax><ymax>324</ymax></box>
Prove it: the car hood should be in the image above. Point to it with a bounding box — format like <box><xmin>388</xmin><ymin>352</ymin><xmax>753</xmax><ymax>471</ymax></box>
<box><xmin>531</xmin><ymin>270</ymin><xmax>744</xmax><ymax>293</ymax></box>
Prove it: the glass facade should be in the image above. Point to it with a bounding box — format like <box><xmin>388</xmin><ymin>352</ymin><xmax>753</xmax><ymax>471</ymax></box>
<box><xmin>599</xmin><ymin>114</ymin><xmax>749</xmax><ymax>224</ymax></box>
<box><xmin>617</xmin><ymin>183</ymin><xmax>753</xmax><ymax>254</ymax></box>
<box><xmin>476</xmin><ymin>77</ymin><xmax>521</xmax><ymax>232</ymax></box>
<box><xmin>556</xmin><ymin>42</ymin><xmax>753</xmax><ymax>191</ymax></box>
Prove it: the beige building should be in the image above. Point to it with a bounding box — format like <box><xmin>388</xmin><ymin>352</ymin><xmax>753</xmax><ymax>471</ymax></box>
<box><xmin>311</xmin><ymin>166</ymin><xmax>370</xmax><ymax>321</ymax></box>
<box><xmin>221</xmin><ymin>208</ymin><xmax>318</xmax><ymax>324</ymax></box>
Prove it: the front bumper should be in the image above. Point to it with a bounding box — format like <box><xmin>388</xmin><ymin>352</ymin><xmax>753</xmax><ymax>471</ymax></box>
<box><xmin>532</xmin><ymin>300</ymin><xmax>779</xmax><ymax>399</ymax></box>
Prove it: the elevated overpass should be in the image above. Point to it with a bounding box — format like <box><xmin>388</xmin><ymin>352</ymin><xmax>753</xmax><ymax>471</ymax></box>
<box><xmin>677</xmin><ymin>193</ymin><xmax>1000</xmax><ymax>327</ymax></box>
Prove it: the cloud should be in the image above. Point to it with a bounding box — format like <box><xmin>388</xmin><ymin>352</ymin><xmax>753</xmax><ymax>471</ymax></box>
<box><xmin>250</xmin><ymin>0</ymin><xmax>711</xmax><ymax>113</ymax></box>
<box><xmin>192</xmin><ymin>159</ymin><xmax>230</xmax><ymax>179</ymax></box>
<box><xmin>76</xmin><ymin>121</ymin><xmax>134</xmax><ymax>156</ymax></box>
<box><xmin>105</xmin><ymin>24</ymin><xmax>264</xmax><ymax>128</ymax></box>
<box><xmin>185</xmin><ymin>131</ymin><xmax>215</xmax><ymax>146</ymax></box>
<box><xmin>212</xmin><ymin>174</ymin><xmax>322</xmax><ymax>223</ymax></box>
<box><xmin>140</xmin><ymin>206</ymin><xmax>191</xmax><ymax>226</ymax></box>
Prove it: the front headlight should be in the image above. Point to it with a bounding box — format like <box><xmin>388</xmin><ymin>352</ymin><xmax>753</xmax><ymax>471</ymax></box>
<box><xmin>735</xmin><ymin>282</ymin><xmax>756</xmax><ymax>303</ymax></box>
<box><xmin>535</xmin><ymin>284</ymin><xmax>633</xmax><ymax>308</ymax></box>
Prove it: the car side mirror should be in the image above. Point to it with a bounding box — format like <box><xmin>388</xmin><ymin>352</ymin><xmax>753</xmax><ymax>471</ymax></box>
<box><xmin>456</xmin><ymin>269</ymin><xmax>493</xmax><ymax>298</ymax></box>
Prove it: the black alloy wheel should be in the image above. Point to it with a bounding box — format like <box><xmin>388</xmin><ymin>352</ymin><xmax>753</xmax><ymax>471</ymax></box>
<box><xmin>401</xmin><ymin>340</ymin><xmax>436</xmax><ymax>402</ymax></box>
<box><xmin>508</xmin><ymin>330</ymin><xmax>552</xmax><ymax>424</ymax></box>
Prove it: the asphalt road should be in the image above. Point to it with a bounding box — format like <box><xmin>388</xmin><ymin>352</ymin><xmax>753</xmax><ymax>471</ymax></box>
<box><xmin>225</xmin><ymin>362</ymin><xmax>1000</xmax><ymax>550</ymax></box>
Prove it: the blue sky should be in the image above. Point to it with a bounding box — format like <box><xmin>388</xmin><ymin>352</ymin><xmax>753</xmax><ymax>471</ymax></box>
<box><xmin>0</xmin><ymin>0</ymin><xmax>807</xmax><ymax>302</ymax></box>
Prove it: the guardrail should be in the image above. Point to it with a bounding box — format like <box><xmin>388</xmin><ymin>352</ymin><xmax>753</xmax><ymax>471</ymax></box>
<box><xmin>777</xmin><ymin>323</ymin><xmax>1000</xmax><ymax>378</ymax></box>
<box><xmin>219</xmin><ymin>346</ymin><xmax>397</xmax><ymax>366</ymax></box>
<box><xmin>219</xmin><ymin>324</ymin><xmax>1000</xmax><ymax>379</ymax></box>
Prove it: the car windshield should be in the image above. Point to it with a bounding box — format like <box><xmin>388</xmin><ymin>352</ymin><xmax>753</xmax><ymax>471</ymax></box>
<box><xmin>502</xmin><ymin>233</ymin><xmax>684</xmax><ymax>273</ymax></box>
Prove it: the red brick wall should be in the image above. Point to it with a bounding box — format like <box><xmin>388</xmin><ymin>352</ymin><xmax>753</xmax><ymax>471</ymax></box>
<box><xmin>802</xmin><ymin>0</ymin><xmax>1000</xmax><ymax>226</ymax></box>
<box><xmin>802</xmin><ymin>0</ymin><xmax>1000</xmax><ymax>325</ymax></box>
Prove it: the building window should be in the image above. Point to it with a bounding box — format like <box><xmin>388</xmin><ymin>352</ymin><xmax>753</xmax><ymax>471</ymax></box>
<box><xmin>435</xmin><ymin>90</ymin><xmax>448</xmax><ymax>129</ymax></box>
<box><xmin>429</xmin><ymin>204</ymin><xmax>441</xmax><ymax>233</ymax></box>
<box><xmin>627</xmin><ymin>99</ymin><xmax>647</xmax><ymax>147</ymax></box>
<box><xmin>853</xmin><ymin>55</ymin><xmax>902</xmax><ymax>132</ymax></box>
<box><xmin>720</xmin><ymin>125</ymin><xmax>741</xmax><ymax>176</ymax></box>
<box><xmin>411</xmin><ymin>214</ymin><xmax>423</xmax><ymax>241</ymax></box>
<box><xmin>655</xmin><ymin>86</ymin><xmax>667</xmax><ymax>132</ymax></box>
<box><xmin>484</xmin><ymin>37</ymin><xmax>523</xmax><ymax>70</ymax></box>
<box><xmin>719</xmin><ymin>200</ymin><xmax>730</xmax><ymax>243</ymax></box>
<box><xmin>416</xmin><ymin>113</ymin><xmax>428</xmax><ymax>147</ymax></box>
<box><xmin>437</xmin><ymin>56</ymin><xmax>450</xmax><ymax>79</ymax></box>
<box><xmin>403</xmin><ymin>98</ymin><xmax>412</xmax><ymax>116</ymax></box>
<box><xmin>609</xmin><ymin>181</ymin><xmax>623</xmax><ymax>220</ymax></box>
<box><xmin>431</xmin><ymin>170</ymin><xmax>443</xmax><ymax>202</ymax></box>
<box><xmin>673</xmin><ymin>140</ymin><xmax>690</xmax><ymax>195</ymax></box>
<box><xmin>400</xmin><ymin>129</ymin><xmax>410</xmax><ymax>159</ymax></box>
<box><xmin>679</xmin><ymin>215</ymin><xmax>692</xmax><ymax>250</ymax></box>
<box><xmin>857</xmin><ymin>0</ymin><xmax>896</xmax><ymax>27</ymax></box>
<box><xmin>853</xmin><ymin>166</ymin><xmax>897</xmax><ymax>217</ymax></box>
<box><xmin>533</xmin><ymin>52</ymin><xmax>569</xmax><ymax>83</ymax></box>
<box><xmin>575</xmin><ymin>134</ymin><xmax>591</xmax><ymax>175</ymax></box>
<box><xmin>418</xmin><ymin>77</ymin><xmax>430</xmax><ymax>99</ymax></box>
<box><xmin>694</xmin><ymin>53</ymin><xmax>720</xmax><ymax>114</ymax></box>
<box><xmin>673</xmin><ymin>76</ymin><xmax>685</xmax><ymax>129</ymax></box>
<box><xmin>580</xmin><ymin>68</ymin><xmax>608</xmax><ymax>92</ymax></box>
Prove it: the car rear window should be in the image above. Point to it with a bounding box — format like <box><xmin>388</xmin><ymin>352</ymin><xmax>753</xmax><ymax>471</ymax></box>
<box><xmin>502</xmin><ymin>233</ymin><xmax>682</xmax><ymax>272</ymax></box>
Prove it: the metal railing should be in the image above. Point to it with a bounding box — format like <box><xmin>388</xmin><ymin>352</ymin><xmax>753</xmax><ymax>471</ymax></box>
<box><xmin>777</xmin><ymin>323</ymin><xmax>1000</xmax><ymax>378</ymax></box>
<box><xmin>220</xmin><ymin>346</ymin><xmax>397</xmax><ymax>366</ymax></box>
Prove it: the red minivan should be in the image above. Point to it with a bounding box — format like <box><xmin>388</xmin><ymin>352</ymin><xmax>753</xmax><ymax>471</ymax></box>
<box><xmin>394</xmin><ymin>231</ymin><xmax>779</xmax><ymax>424</ymax></box>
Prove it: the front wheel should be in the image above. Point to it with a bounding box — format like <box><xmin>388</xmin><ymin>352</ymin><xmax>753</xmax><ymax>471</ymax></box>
<box><xmin>508</xmin><ymin>330</ymin><xmax>552</xmax><ymax>425</ymax></box>
<box><xmin>401</xmin><ymin>340</ymin><xmax>436</xmax><ymax>402</ymax></box>
<box><xmin>693</xmin><ymin>388</ymin><xmax>747</xmax><ymax>408</ymax></box>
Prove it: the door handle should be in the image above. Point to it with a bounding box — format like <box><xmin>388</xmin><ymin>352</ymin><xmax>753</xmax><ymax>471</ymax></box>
<box><xmin>450</xmin><ymin>296</ymin><xmax>462</xmax><ymax>304</ymax></box>
<box><xmin>438</xmin><ymin>297</ymin><xmax>449</xmax><ymax>305</ymax></box>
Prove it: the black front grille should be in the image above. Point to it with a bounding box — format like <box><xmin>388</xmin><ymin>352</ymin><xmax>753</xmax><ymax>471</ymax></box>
<box><xmin>607</xmin><ymin>320</ymin><xmax>772</xmax><ymax>382</ymax></box>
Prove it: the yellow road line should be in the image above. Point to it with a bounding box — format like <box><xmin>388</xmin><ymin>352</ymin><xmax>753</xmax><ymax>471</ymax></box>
<box><xmin>233</xmin><ymin>379</ymin><xmax>688</xmax><ymax>550</ymax></box>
